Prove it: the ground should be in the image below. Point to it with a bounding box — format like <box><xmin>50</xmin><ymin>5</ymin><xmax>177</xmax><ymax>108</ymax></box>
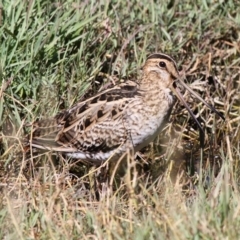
<box><xmin>0</xmin><ymin>0</ymin><xmax>240</xmax><ymax>239</ymax></box>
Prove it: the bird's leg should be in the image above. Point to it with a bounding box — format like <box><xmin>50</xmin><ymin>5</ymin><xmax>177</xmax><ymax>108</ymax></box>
<box><xmin>121</xmin><ymin>129</ymin><xmax>139</xmax><ymax>194</ymax></box>
<box><xmin>92</xmin><ymin>163</ymin><xmax>111</xmax><ymax>201</ymax></box>
<box><xmin>94</xmin><ymin>130</ymin><xmax>136</xmax><ymax>200</ymax></box>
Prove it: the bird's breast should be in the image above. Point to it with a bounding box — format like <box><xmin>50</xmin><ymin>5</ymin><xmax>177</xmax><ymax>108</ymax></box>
<box><xmin>125</xmin><ymin>88</ymin><xmax>175</xmax><ymax>151</ymax></box>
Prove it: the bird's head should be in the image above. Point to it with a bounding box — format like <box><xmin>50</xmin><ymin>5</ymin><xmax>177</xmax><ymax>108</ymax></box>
<box><xmin>143</xmin><ymin>53</ymin><xmax>224</xmax><ymax>147</ymax></box>
<box><xmin>142</xmin><ymin>53</ymin><xmax>180</xmax><ymax>88</ymax></box>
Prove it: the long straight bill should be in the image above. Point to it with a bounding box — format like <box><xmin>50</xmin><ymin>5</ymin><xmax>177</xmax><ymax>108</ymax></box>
<box><xmin>176</xmin><ymin>78</ymin><xmax>224</xmax><ymax>120</ymax></box>
<box><xmin>171</xmin><ymin>86</ymin><xmax>205</xmax><ymax>148</ymax></box>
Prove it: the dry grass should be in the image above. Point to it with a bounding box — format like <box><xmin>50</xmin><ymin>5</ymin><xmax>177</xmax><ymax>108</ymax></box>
<box><xmin>0</xmin><ymin>0</ymin><xmax>240</xmax><ymax>239</ymax></box>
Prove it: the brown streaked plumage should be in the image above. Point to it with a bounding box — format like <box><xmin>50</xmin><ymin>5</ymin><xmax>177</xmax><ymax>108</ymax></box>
<box><xmin>28</xmin><ymin>53</ymin><xmax>223</xmax><ymax>164</ymax></box>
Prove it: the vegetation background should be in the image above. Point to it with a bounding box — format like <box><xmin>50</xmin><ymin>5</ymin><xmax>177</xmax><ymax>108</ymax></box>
<box><xmin>0</xmin><ymin>0</ymin><xmax>240</xmax><ymax>239</ymax></box>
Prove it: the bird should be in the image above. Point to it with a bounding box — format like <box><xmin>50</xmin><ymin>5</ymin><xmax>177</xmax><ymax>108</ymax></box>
<box><xmin>28</xmin><ymin>53</ymin><xmax>223</xmax><ymax>164</ymax></box>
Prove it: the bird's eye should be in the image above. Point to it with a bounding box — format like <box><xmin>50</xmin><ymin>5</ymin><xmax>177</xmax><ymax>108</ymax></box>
<box><xmin>159</xmin><ymin>61</ymin><xmax>166</xmax><ymax>68</ymax></box>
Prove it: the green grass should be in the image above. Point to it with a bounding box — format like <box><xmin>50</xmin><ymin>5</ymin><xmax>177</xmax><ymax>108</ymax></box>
<box><xmin>0</xmin><ymin>0</ymin><xmax>240</xmax><ymax>239</ymax></box>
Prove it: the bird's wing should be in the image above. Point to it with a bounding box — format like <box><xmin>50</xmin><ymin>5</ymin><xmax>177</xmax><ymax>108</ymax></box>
<box><xmin>30</xmin><ymin>81</ymin><xmax>142</xmax><ymax>154</ymax></box>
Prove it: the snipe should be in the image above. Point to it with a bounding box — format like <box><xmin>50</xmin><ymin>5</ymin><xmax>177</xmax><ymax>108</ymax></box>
<box><xmin>28</xmin><ymin>53</ymin><xmax>223</xmax><ymax>164</ymax></box>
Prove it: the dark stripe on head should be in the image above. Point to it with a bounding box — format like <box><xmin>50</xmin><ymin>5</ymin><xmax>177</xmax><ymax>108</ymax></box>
<box><xmin>147</xmin><ymin>53</ymin><xmax>177</xmax><ymax>69</ymax></box>
<box><xmin>147</xmin><ymin>53</ymin><xmax>173</xmax><ymax>62</ymax></box>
